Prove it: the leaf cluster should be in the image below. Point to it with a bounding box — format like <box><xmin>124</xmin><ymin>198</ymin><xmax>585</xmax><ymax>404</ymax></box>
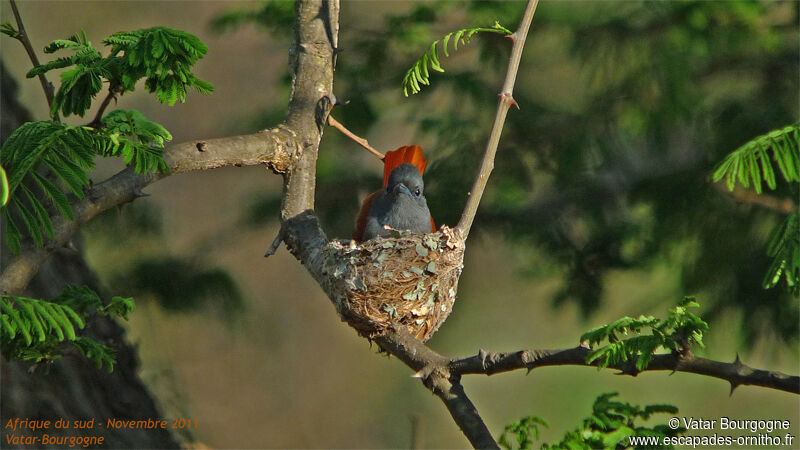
<box><xmin>712</xmin><ymin>123</ymin><xmax>800</xmax><ymax>194</ymax></box>
<box><xmin>543</xmin><ymin>392</ymin><xmax>681</xmax><ymax>449</ymax></box>
<box><xmin>581</xmin><ymin>298</ymin><xmax>709</xmax><ymax>371</ymax></box>
<box><xmin>99</xmin><ymin>109</ymin><xmax>172</xmax><ymax>174</ymax></box>
<box><xmin>103</xmin><ymin>27</ymin><xmax>213</xmax><ymax>105</ymax></box>
<box><xmin>498</xmin><ymin>415</ymin><xmax>548</xmax><ymax>450</ymax></box>
<box><xmin>1</xmin><ymin>285</ymin><xmax>134</xmax><ymax>372</ymax></box>
<box><xmin>1</xmin><ymin>25</ymin><xmax>212</xmax><ymax>253</ymax></box>
<box><xmin>1</xmin><ymin>122</ymin><xmax>96</xmax><ymax>252</ymax></box>
<box><xmin>0</xmin><ymin>114</ymin><xmax>171</xmax><ymax>252</ymax></box>
<box><xmin>402</xmin><ymin>22</ymin><xmax>511</xmax><ymax>96</ymax></box>
<box><xmin>763</xmin><ymin>212</ymin><xmax>799</xmax><ymax>294</ymax></box>
<box><xmin>498</xmin><ymin>393</ymin><xmax>682</xmax><ymax>449</ymax></box>
<box><xmin>711</xmin><ymin>123</ymin><xmax>800</xmax><ymax>294</ymax></box>
<box><xmin>28</xmin><ymin>27</ymin><xmax>212</xmax><ymax>116</ymax></box>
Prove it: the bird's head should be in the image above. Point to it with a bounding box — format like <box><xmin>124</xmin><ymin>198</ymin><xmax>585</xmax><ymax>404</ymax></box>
<box><xmin>386</xmin><ymin>163</ymin><xmax>424</xmax><ymax>200</ymax></box>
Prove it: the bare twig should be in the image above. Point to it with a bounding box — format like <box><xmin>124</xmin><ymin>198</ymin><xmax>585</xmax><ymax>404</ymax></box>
<box><xmin>714</xmin><ymin>183</ymin><xmax>797</xmax><ymax>214</ymax></box>
<box><xmin>456</xmin><ymin>0</ymin><xmax>539</xmax><ymax>238</ymax></box>
<box><xmin>87</xmin><ymin>85</ymin><xmax>121</xmax><ymax>128</ymax></box>
<box><xmin>327</xmin><ymin>114</ymin><xmax>384</xmax><ymax>160</ymax></box>
<box><xmin>9</xmin><ymin>0</ymin><xmax>56</xmax><ymax>113</ymax></box>
<box><xmin>448</xmin><ymin>346</ymin><xmax>800</xmax><ymax>395</ymax></box>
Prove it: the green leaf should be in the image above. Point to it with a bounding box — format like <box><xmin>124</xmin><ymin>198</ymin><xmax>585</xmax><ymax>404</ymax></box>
<box><xmin>0</xmin><ymin>22</ymin><xmax>19</xmax><ymax>39</ymax></box>
<box><xmin>15</xmin><ymin>299</ymin><xmax>46</xmax><ymax>342</ymax></box>
<box><xmin>11</xmin><ymin>196</ymin><xmax>43</xmax><ymax>248</ymax></box>
<box><xmin>3</xmin><ymin>210</ymin><xmax>21</xmax><ymax>254</ymax></box>
<box><xmin>713</xmin><ymin>123</ymin><xmax>800</xmax><ymax>191</ymax></box>
<box><xmin>27</xmin><ymin>57</ymin><xmax>75</xmax><ymax>78</ymax></box>
<box><xmin>102</xmin><ymin>296</ymin><xmax>135</xmax><ymax>320</ymax></box>
<box><xmin>0</xmin><ymin>165</ymin><xmax>8</xmax><ymax>206</ymax></box>
<box><xmin>402</xmin><ymin>23</ymin><xmax>512</xmax><ymax>96</ymax></box>
<box><xmin>31</xmin><ymin>171</ymin><xmax>73</xmax><ymax>220</ymax></box>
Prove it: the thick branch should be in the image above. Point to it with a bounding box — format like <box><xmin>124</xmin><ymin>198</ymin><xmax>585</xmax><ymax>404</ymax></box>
<box><xmin>279</xmin><ymin>0</ymin><xmax>338</xmax><ymax>220</ymax></box>
<box><xmin>456</xmin><ymin>0</ymin><xmax>539</xmax><ymax>238</ymax></box>
<box><xmin>0</xmin><ymin>130</ymin><xmax>295</xmax><ymax>295</ymax></box>
<box><xmin>448</xmin><ymin>346</ymin><xmax>800</xmax><ymax>395</ymax></box>
<box><xmin>9</xmin><ymin>0</ymin><xmax>55</xmax><ymax>111</ymax></box>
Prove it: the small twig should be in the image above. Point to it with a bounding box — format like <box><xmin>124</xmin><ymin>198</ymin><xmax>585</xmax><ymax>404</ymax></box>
<box><xmin>264</xmin><ymin>225</ymin><xmax>285</xmax><ymax>258</ymax></box>
<box><xmin>9</xmin><ymin>0</ymin><xmax>56</xmax><ymax>115</ymax></box>
<box><xmin>88</xmin><ymin>85</ymin><xmax>120</xmax><ymax>128</ymax></box>
<box><xmin>456</xmin><ymin>0</ymin><xmax>539</xmax><ymax>238</ymax></box>
<box><xmin>714</xmin><ymin>183</ymin><xmax>797</xmax><ymax>214</ymax></box>
<box><xmin>327</xmin><ymin>114</ymin><xmax>384</xmax><ymax>161</ymax></box>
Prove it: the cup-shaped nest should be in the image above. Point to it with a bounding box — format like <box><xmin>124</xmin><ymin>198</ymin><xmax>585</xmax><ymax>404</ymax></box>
<box><xmin>326</xmin><ymin>226</ymin><xmax>464</xmax><ymax>341</ymax></box>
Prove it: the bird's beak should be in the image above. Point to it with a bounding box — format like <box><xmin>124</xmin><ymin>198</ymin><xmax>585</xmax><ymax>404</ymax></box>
<box><xmin>397</xmin><ymin>183</ymin><xmax>413</xmax><ymax>198</ymax></box>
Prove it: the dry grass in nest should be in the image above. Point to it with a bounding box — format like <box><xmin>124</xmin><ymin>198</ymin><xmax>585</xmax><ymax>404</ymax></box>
<box><xmin>327</xmin><ymin>226</ymin><xmax>465</xmax><ymax>341</ymax></box>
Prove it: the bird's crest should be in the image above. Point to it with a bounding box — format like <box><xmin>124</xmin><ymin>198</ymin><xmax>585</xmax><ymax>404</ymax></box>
<box><xmin>383</xmin><ymin>145</ymin><xmax>427</xmax><ymax>187</ymax></box>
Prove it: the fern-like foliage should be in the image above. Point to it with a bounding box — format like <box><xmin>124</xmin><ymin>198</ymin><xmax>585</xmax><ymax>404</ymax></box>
<box><xmin>0</xmin><ymin>122</ymin><xmax>97</xmax><ymax>252</ymax></box>
<box><xmin>498</xmin><ymin>416</ymin><xmax>548</xmax><ymax>450</ymax></box>
<box><xmin>2</xmin><ymin>26</ymin><xmax>210</xmax><ymax>253</ymax></box>
<box><xmin>499</xmin><ymin>393</ymin><xmax>682</xmax><ymax>449</ymax></box>
<box><xmin>712</xmin><ymin>123</ymin><xmax>800</xmax><ymax>194</ymax></box>
<box><xmin>30</xmin><ymin>27</ymin><xmax>213</xmax><ymax>113</ymax></box>
<box><xmin>712</xmin><ymin>123</ymin><xmax>800</xmax><ymax>294</ymax></box>
<box><xmin>99</xmin><ymin>109</ymin><xmax>172</xmax><ymax>174</ymax></box>
<box><xmin>103</xmin><ymin>27</ymin><xmax>214</xmax><ymax>105</ymax></box>
<box><xmin>1</xmin><ymin>285</ymin><xmax>134</xmax><ymax>372</ymax></box>
<box><xmin>39</xmin><ymin>31</ymin><xmax>109</xmax><ymax>118</ymax></box>
<box><xmin>581</xmin><ymin>298</ymin><xmax>709</xmax><ymax>371</ymax></box>
<box><xmin>763</xmin><ymin>212</ymin><xmax>799</xmax><ymax>294</ymax></box>
<box><xmin>402</xmin><ymin>22</ymin><xmax>512</xmax><ymax>96</ymax></box>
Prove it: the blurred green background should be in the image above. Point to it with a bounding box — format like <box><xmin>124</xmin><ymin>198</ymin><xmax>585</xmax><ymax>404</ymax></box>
<box><xmin>2</xmin><ymin>0</ymin><xmax>797</xmax><ymax>448</ymax></box>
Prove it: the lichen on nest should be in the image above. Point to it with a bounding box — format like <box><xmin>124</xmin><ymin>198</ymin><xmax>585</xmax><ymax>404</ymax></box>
<box><xmin>326</xmin><ymin>226</ymin><xmax>465</xmax><ymax>341</ymax></box>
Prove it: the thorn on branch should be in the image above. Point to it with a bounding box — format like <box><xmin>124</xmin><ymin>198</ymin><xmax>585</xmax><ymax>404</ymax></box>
<box><xmin>505</xmin><ymin>32</ymin><xmax>517</xmax><ymax>42</ymax></box>
<box><xmin>729</xmin><ymin>380</ymin><xmax>740</xmax><ymax>396</ymax></box>
<box><xmin>499</xmin><ymin>92</ymin><xmax>520</xmax><ymax>110</ymax></box>
<box><xmin>132</xmin><ymin>187</ymin><xmax>149</xmax><ymax>198</ymax></box>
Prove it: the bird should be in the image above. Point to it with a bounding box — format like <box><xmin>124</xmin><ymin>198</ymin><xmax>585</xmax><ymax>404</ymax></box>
<box><xmin>353</xmin><ymin>145</ymin><xmax>436</xmax><ymax>242</ymax></box>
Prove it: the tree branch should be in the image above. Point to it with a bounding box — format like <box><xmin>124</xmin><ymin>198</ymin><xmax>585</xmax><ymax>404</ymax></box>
<box><xmin>279</xmin><ymin>0</ymin><xmax>338</xmax><ymax>220</ymax></box>
<box><xmin>448</xmin><ymin>346</ymin><xmax>800</xmax><ymax>395</ymax></box>
<box><xmin>456</xmin><ymin>0</ymin><xmax>539</xmax><ymax>239</ymax></box>
<box><xmin>374</xmin><ymin>330</ymin><xmax>499</xmax><ymax>449</ymax></box>
<box><xmin>0</xmin><ymin>129</ymin><xmax>297</xmax><ymax>295</ymax></box>
<box><xmin>9</xmin><ymin>0</ymin><xmax>55</xmax><ymax>113</ymax></box>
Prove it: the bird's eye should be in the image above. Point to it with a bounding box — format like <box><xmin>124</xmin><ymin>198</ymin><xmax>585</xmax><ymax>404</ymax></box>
<box><xmin>415</xmin><ymin>188</ymin><xmax>421</xmax><ymax>197</ymax></box>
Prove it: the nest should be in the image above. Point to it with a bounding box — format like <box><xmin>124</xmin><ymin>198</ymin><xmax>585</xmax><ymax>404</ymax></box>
<box><xmin>326</xmin><ymin>226</ymin><xmax>465</xmax><ymax>342</ymax></box>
